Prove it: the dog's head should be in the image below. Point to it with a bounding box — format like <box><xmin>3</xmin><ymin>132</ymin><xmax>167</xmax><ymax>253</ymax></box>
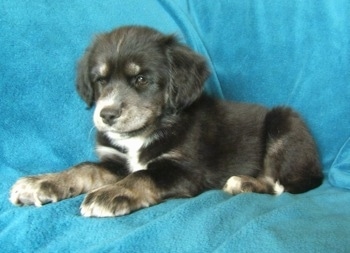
<box><xmin>77</xmin><ymin>26</ymin><xmax>209</xmax><ymax>135</ymax></box>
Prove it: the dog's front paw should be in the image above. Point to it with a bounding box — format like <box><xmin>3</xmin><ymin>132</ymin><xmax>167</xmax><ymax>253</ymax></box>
<box><xmin>10</xmin><ymin>174</ymin><xmax>69</xmax><ymax>207</ymax></box>
<box><xmin>80</xmin><ymin>184</ymin><xmax>157</xmax><ymax>217</ymax></box>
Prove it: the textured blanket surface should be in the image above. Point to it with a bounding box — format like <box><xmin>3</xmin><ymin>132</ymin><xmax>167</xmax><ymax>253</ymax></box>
<box><xmin>1</xmin><ymin>0</ymin><xmax>349</xmax><ymax>252</ymax></box>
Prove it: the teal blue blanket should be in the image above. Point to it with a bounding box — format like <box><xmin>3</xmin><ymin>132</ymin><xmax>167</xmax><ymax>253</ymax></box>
<box><xmin>1</xmin><ymin>1</ymin><xmax>349</xmax><ymax>252</ymax></box>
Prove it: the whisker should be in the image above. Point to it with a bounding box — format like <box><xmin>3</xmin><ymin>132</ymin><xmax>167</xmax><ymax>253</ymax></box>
<box><xmin>88</xmin><ymin>126</ymin><xmax>96</xmax><ymax>140</ymax></box>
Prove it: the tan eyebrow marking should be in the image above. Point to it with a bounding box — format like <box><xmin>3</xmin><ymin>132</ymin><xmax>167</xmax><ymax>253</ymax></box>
<box><xmin>98</xmin><ymin>63</ymin><xmax>108</xmax><ymax>76</ymax></box>
<box><xmin>125</xmin><ymin>62</ymin><xmax>141</xmax><ymax>76</ymax></box>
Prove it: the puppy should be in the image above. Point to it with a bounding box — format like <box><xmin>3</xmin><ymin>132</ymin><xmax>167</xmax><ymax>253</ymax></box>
<box><xmin>10</xmin><ymin>26</ymin><xmax>323</xmax><ymax>217</ymax></box>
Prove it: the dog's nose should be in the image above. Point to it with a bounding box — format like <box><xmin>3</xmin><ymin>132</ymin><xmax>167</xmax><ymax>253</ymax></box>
<box><xmin>100</xmin><ymin>107</ymin><xmax>121</xmax><ymax>125</ymax></box>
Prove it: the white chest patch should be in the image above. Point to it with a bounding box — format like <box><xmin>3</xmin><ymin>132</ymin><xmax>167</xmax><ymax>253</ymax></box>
<box><xmin>106</xmin><ymin>132</ymin><xmax>148</xmax><ymax>173</ymax></box>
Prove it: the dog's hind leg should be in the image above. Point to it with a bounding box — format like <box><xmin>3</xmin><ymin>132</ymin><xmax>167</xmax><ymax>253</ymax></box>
<box><xmin>261</xmin><ymin>107</ymin><xmax>323</xmax><ymax>194</ymax></box>
<box><xmin>223</xmin><ymin>175</ymin><xmax>284</xmax><ymax>195</ymax></box>
<box><xmin>224</xmin><ymin>107</ymin><xmax>323</xmax><ymax>196</ymax></box>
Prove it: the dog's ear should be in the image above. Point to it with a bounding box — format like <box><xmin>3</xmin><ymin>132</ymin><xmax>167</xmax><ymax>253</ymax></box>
<box><xmin>165</xmin><ymin>38</ymin><xmax>209</xmax><ymax>111</ymax></box>
<box><xmin>76</xmin><ymin>49</ymin><xmax>94</xmax><ymax>108</ymax></box>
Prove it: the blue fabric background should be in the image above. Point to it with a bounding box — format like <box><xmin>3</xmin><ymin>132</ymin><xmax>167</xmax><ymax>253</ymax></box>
<box><xmin>1</xmin><ymin>0</ymin><xmax>349</xmax><ymax>252</ymax></box>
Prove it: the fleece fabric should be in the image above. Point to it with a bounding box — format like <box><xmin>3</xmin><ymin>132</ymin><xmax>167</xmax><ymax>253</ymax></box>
<box><xmin>1</xmin><ymin>0</ymin><xmax>349</xmax><ymax>252</ymax></box>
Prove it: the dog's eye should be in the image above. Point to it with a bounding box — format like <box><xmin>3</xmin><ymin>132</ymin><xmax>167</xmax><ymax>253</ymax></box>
<box><xmin>135</xmin><ymin>75</ymin><xmax>148</xmax><ymax>87</ymax></box>
<box><xmin>96</xmin><ymin>78</ymin><xmax>107</xmax><ymax>86</ymax></box>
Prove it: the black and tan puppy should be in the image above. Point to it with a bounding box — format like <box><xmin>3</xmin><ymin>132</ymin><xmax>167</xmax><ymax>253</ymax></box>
<box><xmin>10</xmin><ymin>26</ymin><xmax>323</xmax><ymax>217</ymax></box>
